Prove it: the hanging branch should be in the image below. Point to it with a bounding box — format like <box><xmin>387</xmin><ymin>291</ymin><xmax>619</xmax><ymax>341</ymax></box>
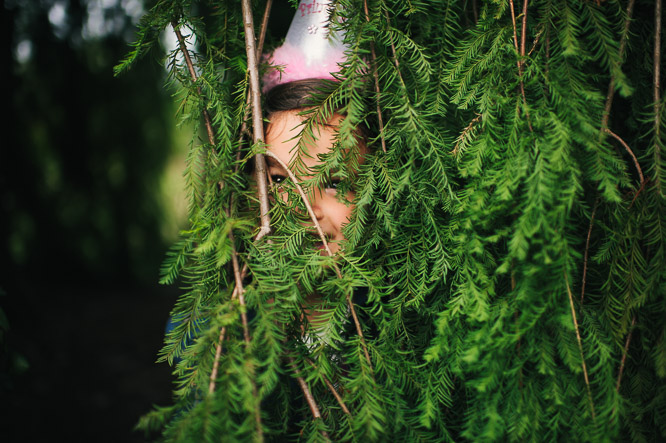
<box><xmin>363</xmin><ymin>0</ymin><xmax>387</xmax><ymax>153</ymax></box>
<box><xmin>236</xmin><ymin>0</ymin><xmax>274</xmax><ymax>166</ymax></box>
<box><xmin>616</xmin><ymin>315</ymin><xmax>637</xmax><ymax>392</ymax></box>
<box><xmin>305</xmin><ymin>357</ymin><xmax>351</xmax><ymax>416</ymax></box>
<box><xmin>287</xmin><ymin>356</ymin><xmax>330</xmax><ymax>440</ymax></box>
<box><xmin>604</xmin><ymin>127</ymin><xmax>645</xmax><ymax>187</ymax></box>
<box><xmin>601</xmin><ymin>0</ymin><xmax>636</xmax><ymax>130</ymax></box>
<box><xmin>172</xmin><ymin>23</ymin><xmax>217</xmax><ymax>150</ymax></box>
<box><xmin>580</xmin><ymin>199</ymin><xmax>598</xmax><ymax>304</ymax></box>
<box><xmin>508</xmin><ymin>0</ymin><xmax>533</xmax><ymax>132</ymax></box>
<box><xmin>263</xmin><ymin>151</ymin><xmax>374</xmax><ymax>369</ymax></box>
<box><xmin>654</xmin><ymin>0</ymin><xmax>663</xmax><ymax>193</ymax></box>
<box><xmin>564</xmin><ymin>271</ymin><xmax>596</xmax><ymax>420</ymax></box>
<box><xmin>584</xmin><ymin>0</ymin><xmax>636</xmax><ymax>305</ymax></box>
<box><xmin>451</xmin><ymin>113</ymin><xmax>481</xmax><ymax>156</ymax></box>
<box><xmin>520</xmin><ymin>0</ymin><xmax>528</xmax><ymax>64</ymax></box>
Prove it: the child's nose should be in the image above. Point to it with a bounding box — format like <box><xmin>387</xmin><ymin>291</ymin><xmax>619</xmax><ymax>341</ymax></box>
<box><xmin>310</xmin><ymin>190</ymin><xmax>325</xmax><ymax>220</ymax></box>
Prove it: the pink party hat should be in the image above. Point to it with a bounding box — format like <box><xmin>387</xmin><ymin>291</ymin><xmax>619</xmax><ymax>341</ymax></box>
<box><xmin>262</xmin><ymin>0</ymin><xmax>349</xmax><ymax>93</ymax></box>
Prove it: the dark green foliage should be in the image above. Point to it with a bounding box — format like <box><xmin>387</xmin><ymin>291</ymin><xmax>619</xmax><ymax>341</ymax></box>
<box><xmin>120</xmin><ymin>0</ymin><xmax>665</xmax><ymax>441</ymax></box>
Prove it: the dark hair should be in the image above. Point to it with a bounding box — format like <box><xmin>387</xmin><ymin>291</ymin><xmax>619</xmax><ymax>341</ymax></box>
<box><xmin>263</xmin><ymin>78</ymin><xmax>369</xmax><ymax>143</ymax></box>
<box><xmin>264</xmin><ymin>78</ymin><xmax>336</xmax><ymax>114</ymax></box>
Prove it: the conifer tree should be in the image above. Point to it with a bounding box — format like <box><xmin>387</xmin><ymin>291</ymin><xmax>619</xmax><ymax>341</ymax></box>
<box><xmin>116</xmin><ymin>0</ymin><xmax>665</xmax><ymax>441</ymax></box>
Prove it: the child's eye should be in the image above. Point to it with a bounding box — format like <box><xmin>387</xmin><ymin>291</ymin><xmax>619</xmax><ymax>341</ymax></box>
<box><xmin>325</xmin><ymin>179</ymin><xmax>341</xmax><ymax>190</ymax></box>
<box><xmin>270</xmin><ymin>174</ymin><xmax>286</xmax><ymax>184</ymax></box>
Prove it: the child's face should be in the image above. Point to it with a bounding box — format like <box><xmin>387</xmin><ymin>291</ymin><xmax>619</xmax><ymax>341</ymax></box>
<box><xmin>265</xmin><ymin>110</ymin><xmax>365</xmax><ymax>254</ymax></box>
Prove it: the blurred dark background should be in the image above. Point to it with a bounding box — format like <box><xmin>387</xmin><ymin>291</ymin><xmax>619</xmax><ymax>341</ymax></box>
<box><xmin>1</xmin><ymin>0</ymin><xmax>187</xmax><ymax>441</ymax></box>
<box><xmin>1</xmin><ymin>1</ymin><xmax>295</xmax><ymax>440</ymax></box>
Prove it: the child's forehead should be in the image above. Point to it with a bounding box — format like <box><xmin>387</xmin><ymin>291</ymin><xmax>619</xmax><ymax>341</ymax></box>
<box><xmin>266</xmin><ymin>110</ymin><xmax>343</xmax><ymax>135</ymax></box>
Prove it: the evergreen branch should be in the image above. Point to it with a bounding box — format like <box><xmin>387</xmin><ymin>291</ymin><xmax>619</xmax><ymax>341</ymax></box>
<box><xmin>452</xmin><ymin>113</ymin><xmax>481</xmax><ymax>156</ymax></box>
<box><xmin>172</xmin><ymin>23</ymin><xmax>217</xmax><ymax>150</ymax></box>
<box><xmin>305</xmin><ymin>357</ymin><xmax>351</xmax><ymax>416</ymax></box>
<box><xmin>263</xmin><ymin>151</ymin><xmax>336</xmax><ymax>258</ymax></box>
<box><xmin>603</xmin><ymin>127</ymin><xmax>645</xmax><ymax>187</ymax></box>
<box><xmin>381</xmin><ymin>7</ymin><xmax>408</xmax><ymax>93</ymax></box>
<box><xmin>601</xmin><ymin>0</ymin><xmax>635</xmax><ymax>130</ymax></box>
<box><xmin>654</xmin><ymin>0</ymin><xmax>663</xmax><ymax>193</ymax></box>
<box><xmin>364</xmin><ymin>0</ymin><xmax>387</xmax><ymax>153</ymax></box>
<box><xmin>564</xmin><ymin>271</ymin><xmax>596</xmax><ymax>420</ymax></box>
<box><xmin>616</xmin><ymin>314</ymin><xmax>636</xmax><ymax>392</ymax></box>
<box><xmin>287</xmin><ymin>356</ymin><xmax>330</xmax><ymax>440</ymax></box>
<box><xmin>508</xmin><ymin>0</ymin><xmax>533</xmax><ymax>131</ymax></box>
<box><xmin>581</xmin><ymin>198</ymin><xmax>599</xmax><ymax>304</ymax></box>
<box><xmin>263</xmin><ymin>150</ymin><xmax>373</xmax><ymax>369</ymax></box>
<box><xmin>208</xmin><ymin>318</ymin><xmax>230</xmax><ymax>394</ymax></box>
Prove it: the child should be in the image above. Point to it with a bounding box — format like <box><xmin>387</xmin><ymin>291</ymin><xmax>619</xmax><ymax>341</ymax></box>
<box><xmin>261</xmin><ymin>78</ymin><xmax>369</xmax><ymax>331</ymax></box>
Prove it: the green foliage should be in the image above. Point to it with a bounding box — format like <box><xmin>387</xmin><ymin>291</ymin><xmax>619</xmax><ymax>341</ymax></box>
<box><xmin>122</xmin><ymin>0</ymin><xmax>665</xmax><ymax>441</ymax></box>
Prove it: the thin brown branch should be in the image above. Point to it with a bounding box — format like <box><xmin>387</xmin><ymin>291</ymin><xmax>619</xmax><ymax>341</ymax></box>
<box><xmin>305</xmin><ymin>358</ymin><xmax>351</xmax><ymax>415</ymax></box>
<box><xmin>236</xmin><ymin>0</ymin><xmax>273</xmax><ymax>168</ymax></box>
<box><xmin>604</xmin><ymin>127</ymin><xmax>645</xmax><ymax>186</ymax></box>
<box><xmin>616</xmin><ymin>315</ymin><xmax>637</xmax><ymax>392</ymax></box>
<box><xmin>527</xmin><ymin>27</ymin><xmax>542</xmax><ymax>58</ymax></box>
<box><xmin>257</xmin><ymin>0</ymin><xmax>273</xmax><ymax>60</ymax></box>
<box><xmin>509</xmin><ymin>0</ymin><xmax>520</xmax><ymax>55</ymax></box>
<box><xmin>654</xmin><ymin>0</ymin><xmax>662</xmax><ymax>192</ymax></box>
<box><xmin>288</xmin><ymin>357</ymin><xmax>330</xmax><ymax>439</ymax></box>
<box><xmin>229</xmin><ymin>230</ymin><xmax>251</xmax><ymax>344</ymax></box>
<box><xmin>172</xmin><ymin>23</ymin><xmax>217</xmax><ymax>148</ymax></box>
<box><xmin>209</xmin><ymin>219</ymin><xmax>254</xmax><ymax>395</ymax></box>
<box><xmin>564</xmin><ymin>271</ymin><xmax>596</xmax><ymax>420</ymax></box>
<box><xmin>209</xmin><ymin>323</ymin><xmax>229</xmax><ymax>393</ymax></box>
<box><xmin>601</xmin><ymin>0</ymin><xmax>635</xmax><ymax>130</ymax></box>
<box><xmin>580</xmin><ymin>199</ymin><xmax>598</xmax><ymax>304</ymax></box>
<box><xmin>364</xmin><ymin>0</ymin><xmax>387</xmax><ymax>153</ymax></box>
<box><xmin>241</xmin><ymin>0</ymin><xmax>271</xmax><ymax>241</ymax></box>
<box><xmin>452</xmin><ymin>114</ymin><xmax>481</xmax><ymax>156</ymax></box>
<box><xmin>520</xmin><ymin>0</ymin><xmax>528</xmax><ymax>61</ymax></box>
<box><xmin>263</xmin><ymin>151</ymin><xmax>374</xmax><ymax>369</ymax></box>
<box><xmin>508</xmin><ymin>0</ymin><xmax>533</xmax><ymax>132</ymax></box>
<box><xmin>383</xmin><ymin>9</ymin><xmax>401</xmax><ymax>72</ymax></box>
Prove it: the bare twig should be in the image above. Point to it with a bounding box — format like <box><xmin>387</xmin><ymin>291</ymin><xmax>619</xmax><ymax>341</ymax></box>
<box><xmin>305</xmin><ymin>358</ymin><xmax>351</xmax><ymax>415</ymax></box>
<box><xmin>451</xmin><ymin>114</ymin><xmax>481</xmax><ymax>156</ymax></box>
<box><xmin>242</xmin><ymin>0</ymin><xmax>272</xmax><ymax>241</ymax></box>
<box><xmin>654</xmin><ymin>0</ymin><xmax>662</xmax><ymax>192</ymax></box>
<box><xmin>520</xmin><ymin>0</ymin><xmax>528</xmax><ymax>61</ymax></box>
<box><xmin>257</xmin><ymin>0</ymin><xmax>273</xmax><ymax>60</ymax></box>
<box><xmin>616</xmin><ymin>315</ymin><xmax>637</xmax><ymax>392</ymax></box>
<box><xmin>172</xmin><ymin>23</ymin><xmax>217</xmax><ymax>149</ymax></box>
<box><xmin>235</xmin><ymin>1</ymin><xmax>273</xmax><ymax>169</ymax></box>
<box><xmin>564</xmin><ymin>272</ymin><xmax>596</xmax><ymax>420</ymax></box>
<box><xmin>383</xmin><ymin>10</ymin><xmax>401</xmax><ymax>72</ymax></box>
<box><xmin>288</xmin><ymin>357</ymin><xmax>330</xmax><ymax>439</ymax></box>
<box><xmin>209</xmin><ymin>321</ymin><xmax>230</xmax><ymax>394</ymax></box>
<box><xmin>580</xmin><ymin>199</ymin><xmax>598</xmax><ymax>304</ymax></box>
<box><xmin>509</xmin><ymin>0</ymin><xmax>520</xmax><ymax>55</ymax></box>
<box><xmin>604</xmin><ymin>127</ymin><xmax>645</xmax><ymax>186</ymax></box>
<box><xmin>508</xmin><ymin>0</ymin><xmax>533</xmax><ymax>131</ymax></box>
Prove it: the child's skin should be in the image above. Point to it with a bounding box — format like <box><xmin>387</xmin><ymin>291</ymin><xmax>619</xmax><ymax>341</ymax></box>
<box><xmin>265</xmin><ymin>110</ymin><xmax>367</xmax><ymax>255</ymax></box>
<box><xmin>264</xmin><ymin>110</ymin><xmax>367</xmax><ymax>327</ymax></box>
